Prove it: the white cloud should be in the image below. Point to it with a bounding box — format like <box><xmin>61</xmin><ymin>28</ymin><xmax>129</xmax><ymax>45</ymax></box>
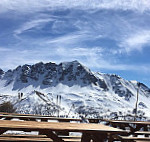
<box><xmin>119</xmin><ymin>30</ymin><xmax>150</xmax><ymax>53</ymax></box>
<box><xmin>1</xmin><ymin>0</ymin><xmax>150</xmax><ymax>14</ymax></box>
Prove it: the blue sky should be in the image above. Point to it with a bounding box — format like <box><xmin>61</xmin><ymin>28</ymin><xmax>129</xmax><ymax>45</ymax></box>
<box><xmin>0</xmin><ymin>0</ymin><xmax>150</xmax><ymax>87</ymax></box>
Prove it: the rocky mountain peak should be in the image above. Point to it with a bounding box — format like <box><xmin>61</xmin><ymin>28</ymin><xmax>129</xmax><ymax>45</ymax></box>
<box><xmin>1</xmin><ymin>61</ymin><xmax>107</xmax><ymax>89</ymax></box>
<box><xmin>43</xmin><ymin>60</ymin><xmax>105</xmax><ymax>87</ymax></box>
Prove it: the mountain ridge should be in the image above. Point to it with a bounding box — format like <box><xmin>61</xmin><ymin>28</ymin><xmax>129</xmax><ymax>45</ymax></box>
<box><xmin>0</xmin><ymin>60</ymin><xmax>150</xmax><ymax>118</ymax></box>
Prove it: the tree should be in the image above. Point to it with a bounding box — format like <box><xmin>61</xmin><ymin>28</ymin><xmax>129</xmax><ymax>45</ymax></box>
<box><xmin>0</xmin><ymin>101</ymin><xmax>16</xmax><ymax>113</ymax></box>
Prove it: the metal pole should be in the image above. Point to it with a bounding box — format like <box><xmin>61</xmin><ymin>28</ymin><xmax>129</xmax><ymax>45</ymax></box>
<box><xmin>56</xmin><ymin>95</ymin><xmax>58</xmax><ymax>117</ymax></box>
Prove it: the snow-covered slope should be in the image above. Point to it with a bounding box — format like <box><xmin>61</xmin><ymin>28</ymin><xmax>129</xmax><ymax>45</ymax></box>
<box><xmin>0</xmin><ymin>61</ymin><xmax>150</xmax><ymax>118</ymax></box>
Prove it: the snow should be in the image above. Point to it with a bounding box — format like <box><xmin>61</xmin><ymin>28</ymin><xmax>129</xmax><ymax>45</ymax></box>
<box><xmin>0</xmin><ymin>61</ymin><xmax>150</xmax><ymax>119</ymax></box>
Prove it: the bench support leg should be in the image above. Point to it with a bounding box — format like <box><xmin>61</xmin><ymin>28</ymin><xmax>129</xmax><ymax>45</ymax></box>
<box><xmin>81</xmin><ymin>132</ymin><xmax>107</xmax><ymax>142</ymax></box>
<box><xmin>41</xmin><ymin>130</ymin><xmax>64</xmax><ymax>142</ymax></box>
<box><xmin>92</xmin><ymin>133</ymin><xmax>107</xmax><ymax>142</ymax></box>
<box><xmin>0</xmin><ymin>129</ymin><xmax>7</xmax><ymax>135</ymax></box>
<box><xmin>81</xmin><ymin>133</ymin><xmax>91</xmax><ymax>142</ymax></box>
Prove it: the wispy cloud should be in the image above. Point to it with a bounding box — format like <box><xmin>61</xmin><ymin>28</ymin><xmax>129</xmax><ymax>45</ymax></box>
<box><xmin>119</xmin><ymin>30</ymin><xmax>150</xmax><ymax>53</ymax></box>
<box><xmin>45</xmin><ymin>31</ymin><xmax>92</xmax><ymax>47</ymax></box>
<box><xmin>14</xmin><ymin>18</ymin><xmax>53</xmax><ymax>35</ymax></box>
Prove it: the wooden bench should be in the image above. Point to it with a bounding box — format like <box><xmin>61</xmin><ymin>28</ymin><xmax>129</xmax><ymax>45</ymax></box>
<box><xmin>0</xmin><ymin>112</ymin><xmax>81</xmax><ymax>136</ymax></box>
<box><xmin>0</xmin><ymin>113</ymin><xmax>82</xmax><ymax>122</ymax></box>
<box><xmin>0</xmin><ymin>134</ymin><xmax>81</xmax><ymax>142</ymax></box>
<box><xmin>135</xmin><ymin>141</ymin><xmax>150</xmax><ymax>142</ymax></box>
<box><xmin>0</xmin><ymin>137</ymin><xmax>81</xmax><ymax>142</ymax></box>
<box><xmin>0</xmin><ymin>137</ymin><xmax>52</xmax><ymax>142</ymax></box>
<box><xmin>114</xmin><ymin>135</ymin><xmax>150</xmax><ymax>142</ymax></box>
<box><xmin>130</xmin><ymin>131</ymin><xmax>150</xmax><ymax>138</ymax></box>
<box><xmin>134</xmin><ymin>131</ymin><xmax>150</xmax><ymax>135</ymax></box>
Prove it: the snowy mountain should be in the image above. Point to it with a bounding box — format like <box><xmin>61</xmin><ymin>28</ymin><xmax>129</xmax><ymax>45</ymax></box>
<box><xmin>0</xmin><ymin>61</ymin><xmax>150</xmax><ymax>119</ymax></box>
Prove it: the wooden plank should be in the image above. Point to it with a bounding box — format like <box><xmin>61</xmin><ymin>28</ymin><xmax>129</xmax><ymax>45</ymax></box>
<box><xmin>0</xmin><ymin>134</ymin><xmax>81</xmax><ymax>139</ymax></box>
<box><xmin>0</xmin><ymin>112</ymin><xmax>50</xmax><ymax>117</ymax></box>
<box><xmin>0</xmin><ymin>137</ymin><xmax>53</xmax><ymax>141</ymax></box>
<box><xmin>0</xmin><ymin>134</ymin><xmax>81</xmax><ymax>142</ymax></box>
<box><xmin>0</xmin><ymin>120</ymin><xmax>127</xmax><ymax>142</ymax></box>
<box><xmin>0</xmin><ymin>120</ymin><xmax>127</xmax><ymax>133</ymax></box>
<box><xmin>0</xmin><ymin>137</ymin><xmax>81</xmax><ymax>142</ymax></box>
<box><xmin>135</xmin><ymin>131</ymin><xmax>150</xmax><ymax>135</ymax></box>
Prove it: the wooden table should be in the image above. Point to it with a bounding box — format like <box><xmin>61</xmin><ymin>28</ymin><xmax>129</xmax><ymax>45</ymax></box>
<box><xmin>0</xmin><ymin>120</ymin><xmax>127</xmax><ymax>142</ymax></box>
<box><xmin>0</xmin><ymin>112</ymin><xmax>81</xmax><ymax>136</ymax></box>
<box><xmin>0</xmin><ymin>114</ymin><xmax>81</xmax><ymax>122</ymax></box>
<box><xmin>108</xmin><ymin>120</ymin><xmax>150</xmax><ymax>133</ymax></box>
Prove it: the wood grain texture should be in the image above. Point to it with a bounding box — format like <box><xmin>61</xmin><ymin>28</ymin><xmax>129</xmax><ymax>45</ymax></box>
<box><xmin>0</xmin><ymin>120</ymin><xmax>126</xmax><ymax>133</ymax></box>
<box><xmin>0</xmin><ymin>134</ymin><xmax>81</xmax><ymax>142</ymax></box>
<box><xmin>0</xmin><ymin>137</ymin><xmax>52</xmax><ymax>141</ymax></box>
<box><xmin>0</xmin><ymin>137</ymin><xmax>81</xmax><ymax>142</ymax></box>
